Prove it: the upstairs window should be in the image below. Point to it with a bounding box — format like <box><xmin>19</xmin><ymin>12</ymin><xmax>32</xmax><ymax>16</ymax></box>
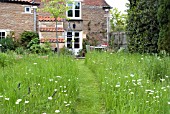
<box><xmin>67</xmin><ymin>2</ymin><xmax>81</xmax><ymax>19</ymax></box>
<box><xmin>25</xmin><ymin>6</ymin><xmax>31</xmax><ymax>13</ymax></box>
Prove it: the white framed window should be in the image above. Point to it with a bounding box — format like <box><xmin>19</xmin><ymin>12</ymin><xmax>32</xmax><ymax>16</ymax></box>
<box><xmin>67</xmin><ymin>2</ymin><xmax>81</xmax><ymax>19</ymax></box>
<box><xmin>25</xmin><ymin>6</ymin><xmax>31</xmax><ymax>13</ymax></box>
<box><xmin>0</xmin><ymin>31</ymin><xmax>6</xmax><ymax>40</ymax></box>
<box><xmin>65</xmin><ymin>31</ymin><xmax>82</xmax><ymax>48</ymax></box>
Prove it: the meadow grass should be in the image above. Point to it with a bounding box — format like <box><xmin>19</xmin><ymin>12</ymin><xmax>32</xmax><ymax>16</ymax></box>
<box><xmin>0</xmin><ymin>53</ymin><xmax>79</xmax><ymax>114</ymax></box>
<box><xmin>0</xmin><ymin>51</ymin><xmax>170</xmax><ymax>114</ymax></box>
<box><xmin>85</xmin><ymin>51</ymin><xmax>170</xmax><ymax>114</ymax></box>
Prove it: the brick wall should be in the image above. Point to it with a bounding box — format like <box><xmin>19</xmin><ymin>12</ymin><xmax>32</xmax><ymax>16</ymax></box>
<box><xmin>82</xmin><ymin>5</ymin><xmax>107</xmax><ymax>45</ymax></box>
<box><xmin>0</xmin><ymin>2</ymin><xmax>34</xmax><ymax>39</ymax></box>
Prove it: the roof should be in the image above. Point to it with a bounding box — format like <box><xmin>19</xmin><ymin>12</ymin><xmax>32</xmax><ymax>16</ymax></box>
<box><xmin>40</xmin><ymin>38</ymin><xmax>64</xmax><ymax>43</ymax></box>
<box><xmin>40</xmin><ymin>27</ymin><xmax>64</xmax><ymax>32</ymax></box>
<box><xmin>4</xmin><ymin>0</ymin><xmax>110</xmax><ymax>6</ymax></box>
<box><xmin>38</xmin><ymin>16</ymin><xmax>63</xmax><ymax>22</ymax></box>
<box><xmin>0</xmin><ymin>0</ymin><xmax>40</xmax><ymax>5</ymax></box>
<box><xmin>84</xmin><ymin>0</ymin><xmax>110</xmax><ymax>6</ymax></box>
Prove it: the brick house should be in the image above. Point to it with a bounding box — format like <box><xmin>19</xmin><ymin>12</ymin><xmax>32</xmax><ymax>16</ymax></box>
<box><xmin>0</xmin><ymin>0</ymin><xmax>111</xmax><ymax>55</ymax></box>
<box><xmin>0</xmin><ymin>0</ymin><xmax>39</xmax><ymax>40</ymax></box>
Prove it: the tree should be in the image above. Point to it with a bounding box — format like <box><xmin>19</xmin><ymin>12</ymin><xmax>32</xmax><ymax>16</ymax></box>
<box><xmin>126</xmin><ymin>0</ymin><xmax>159</xmax><ymax>53</ymax></box>
<box><xmin>157</xmin><ymin>0</ymin><xmax>170</xmax><ymax>53</ymax></box>
<box><xmin>40</xmin><ymin>0</ymin><xmax>71</xmax><ymax>55</ymax></box>
<box><xmin>110</xmin><ymin>8</ymin><xmax>127</xmax><ymax>49</ymax></box>
<box><xmin>110</xmin><ymin>8</ymin><xmax>127</xmax><ymax>32</ymax></box>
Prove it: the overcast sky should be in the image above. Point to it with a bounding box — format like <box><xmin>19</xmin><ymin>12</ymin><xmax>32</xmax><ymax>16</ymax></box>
<box><xmin>105</xmin><ymin>0</ymin><xmax>129</xmax><ymax>13</ymax></box>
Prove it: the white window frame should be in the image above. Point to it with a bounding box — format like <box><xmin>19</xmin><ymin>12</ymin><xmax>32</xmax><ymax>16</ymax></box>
<box><xmin>65</xmin><ymin>31</ymin><xmax>82</xmax><ymax>55</ymax></box>
<box><xmin>0</xmin><ymin>30</ymin><xmax>7</xmax><ymax>40</ymax></box>
<box><xmin>24</xmin><ymin>6</ymin><xmax>31</xmax><ymax>13</ymax></box>
<box><xmin>66</xmin><ymin>2</ymin><xmax>82</xmax><ymax>19</ymax></box>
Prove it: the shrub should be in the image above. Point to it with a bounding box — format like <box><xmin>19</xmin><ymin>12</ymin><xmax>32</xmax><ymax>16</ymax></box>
<box><xmin>127</xmin><ymin>0</ymin><xmax>159</xmax><ymax>53</ymax></box>
<box><xmin>20</xmin><ymin>31</ymin><xmax>39</xmax><ymax>48</ymax></box>
<box><xmin>0</xmin><ymin>37</ymin><xmax>18</xmax><ymax>52</ymax></box>
<box><xmin>60</xmin><ymin>47</ymin><xmax>72</xmax><ymax>55</ymax></box>
<box><xmin>27</xmin><ymin>38</ymin><xmax>52</xmax><ymax>54</ymax></box>
<box><xmin>15</xmin><ymin>47</ymin><xmax>28</xmax><ymax>55</ymax></box>
<box><xmin>157</xmin><ymin>0</ymin><xmax>170</xmax><ymax>53</ymax></box>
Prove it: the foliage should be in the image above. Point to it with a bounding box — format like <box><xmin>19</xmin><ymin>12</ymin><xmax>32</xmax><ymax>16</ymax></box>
<box><xmin>40</xmin><ymin>0</ymin><xmax>71</xmax><ymax>18</ymax></box>
<box><xmin>28</xmin><ymin>38</ymin><xmax>52</xmax><ymax>54</ymax></box>
<box><xmin>27</xmin><ymin>38</ymin><xmax>40</xmax><ymax>49</ymax></box>
<box><xmin>40</xmin><ymin>0</ymin><xmax>72</xmax><ymax>55</ymax></box>
<box><xmin>39</xmin><ymin>42</ymin><xmax>52</xmax><ymax>54</ymax></box>
<box><xmin>127</xmin><ymin>0</ymin><xmax>159</xmax><ymax>53</ymax></box>
<box><xmin>15</xmin><ymin>47</ymin><xmax>28</xmax><ymax>55</ymax></box>
<box><xmin>110</xmin><ymin>8</ymin><xmax>127</xmax><ymax>32</ymax></box>
<box><xmin>0</xmin><ymin>53</ymin><xmax>15</xmax><ymax>68</ymax></box>
<box><xmin>20</xmin><ymin>31</ymin><xmax>39</xmax><ymax>48</ymax></box>
<box><xmin>0</xmin><ymin>37</ymin><xmax>18</xmax><ymax>52</ymax></box>
<box><xmin>127</xmin><ymin>0</ymin><xmax>170</xmax><ymax>54</ymax></box>
<box><xmin>60</xmin><ymin>46</ymin><xmax>72</xmax><ymax>55</ymax></box>
<box><xmin>157</xmin><ymin>0</ymin><xmax>170</xmax><ymax>53</ymax></box>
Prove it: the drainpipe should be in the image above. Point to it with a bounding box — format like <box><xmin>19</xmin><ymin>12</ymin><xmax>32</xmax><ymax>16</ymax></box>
<box><xmin>105</xmin><ymin>9</ymin><xmax>109</xmax><ymax>47</ymax></box>
<box><xmin>32</xmin><ymin>0</ymin><xmax>37</xmax><ymax>32</ymax></box>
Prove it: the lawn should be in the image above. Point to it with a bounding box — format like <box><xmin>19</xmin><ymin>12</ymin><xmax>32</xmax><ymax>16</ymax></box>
<box><xmin>0</xmin><ymin>51</ymin><xmax>170</xmax><ymax>114</ymax></box>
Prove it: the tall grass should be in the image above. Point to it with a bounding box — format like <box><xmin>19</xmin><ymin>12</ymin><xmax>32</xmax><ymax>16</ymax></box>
<box><xmin>0</xmin><ymin>53</ymin><xmax>79</xmax><ymax>113</ymax></box>
<box><xmin>85</xmin><ymin>51</ymin><xmax>170</xmax><ymax>114</ymax></box>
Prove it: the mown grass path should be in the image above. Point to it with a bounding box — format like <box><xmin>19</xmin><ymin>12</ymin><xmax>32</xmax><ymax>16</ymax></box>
<box><xmin>75</xmin><ymin>60</ymin><xmax>104</xmax><ymax>114</ymax></box>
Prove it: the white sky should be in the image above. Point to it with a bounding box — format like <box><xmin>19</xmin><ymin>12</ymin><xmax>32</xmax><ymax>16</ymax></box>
<box><xmin>105</xmin><ymin>0</ymin><xmax>129</xmax><ymax>13</ymax></box>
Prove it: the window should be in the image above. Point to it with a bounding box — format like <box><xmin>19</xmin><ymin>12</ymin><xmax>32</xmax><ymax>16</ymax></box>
<box><xmin>0</xmin><ymin>31</ymin><xmax>6</xmax><ymax>40</ymax></box>
<box><xmin>74</xmin><ymin>32</ymin><xmax>80</xmax><ymax>48</ymax></box>
<box><xmin>67</xmin><ymin>2</ymin><xmax>81</xmax><ymax>19</ymax></box>
<box><xmin>25</xmin><ymin>6</ymin><xmax>31</xmax><ymax>13</ymax></box>
<box><xmin>66</xmin><ymin>31</ymin><xmax>80</xmax><ymax>49</ymax></box>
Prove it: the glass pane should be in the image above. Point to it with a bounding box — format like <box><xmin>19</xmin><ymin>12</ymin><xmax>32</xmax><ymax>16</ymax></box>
<box><xmin>75</xmin><ymin>32</ymin><xmax>79</xmax><ymax>37</ymax></box>
<box><xmin>74</xmin><ymin>44</ymin><xmax>79</xmax><ymax>48</ymax></box>
<box><xmin>68</xmin><ymin>10</ymin><xmax>73</xmax><ymax>17</ymax></box>
<box><xmin>67</xmin><ymin>38</ymin><xmax>72</xmax><ymax>42</ymax></box>
<box><xmin>75</xmin><ymin>10</ymin><xmax>80</xmax><ymax>17</ymax></box>
<box><xmin>74</xmin><ymin>38</ymin><xmax>79</xmax><ymax>42</ymax></box>
<box><xmin>26</xmin><ymin>8</ymin><xmax>29</xmax><ymax>12</ymax></box>
<box><xmin>75</xmin><ymin>2</ymin><xmax>80</xmax><ymax>9</ymax></box>
<box><xmin>67</xmin><ymin>32</ymin><xmax>72</xmax><ymax>37</ymax></box>
<box><xmin>0</xmin><ymin>32</ymin><xmax>1</xmax><ymax>36</ymax></box>
<box><xmin>67</xmin><ymin>44</ymin><xmax>71</xmax><ymax>48</ymax></box>
<box><xmin>2</xmin><ymin>32</ymin><xmax>5</xmax><ymax>37</ymax></box>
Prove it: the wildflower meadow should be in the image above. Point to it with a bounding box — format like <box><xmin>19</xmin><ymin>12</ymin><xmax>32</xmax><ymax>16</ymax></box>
<box><xmin>0</xmin><ymin>53</ymin><xmax>79</xmax><ymax>113</ymax></box>
<box><xmin>0</xmin><ymin>51</ymin><xmax>170</xmax><ymax>114</ymax></box>
<box><xmin>85</xmin><ymin>52</ymin><xmax>170</xmax><ymax>114</ymax></box>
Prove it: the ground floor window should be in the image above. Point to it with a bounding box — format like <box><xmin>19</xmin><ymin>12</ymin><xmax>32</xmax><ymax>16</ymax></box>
<box><xmin>0</xmin><ymin>31</ymin><xmax>6</xmax><ymax>41</ymax></box>
<box><xmin>66</xmin><ymin>31</ymin><xmax>81</xmax><ymax>49</ymax></box>
<box><xmin>65</xmin><ymin>31</ymin><xmax>82</xmax><ymax>55</ymax></box>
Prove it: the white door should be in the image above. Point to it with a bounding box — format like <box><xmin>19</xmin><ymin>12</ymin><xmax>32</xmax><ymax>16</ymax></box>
<box><xmin>65</xmin><ymin>31</ymin><xmax>82</xmax><ymax>55</ymax></box>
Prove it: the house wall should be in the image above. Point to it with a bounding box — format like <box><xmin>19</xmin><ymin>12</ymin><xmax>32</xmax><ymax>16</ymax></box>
<box><xmin>82</xmin><ymin>5</ymin><xmax>107</xmax><ymax>45</ymax></box>
<box><xmin>0</xmin><ymin>2</ymin><xmax>34</xmax><ymax>39</ymax></box>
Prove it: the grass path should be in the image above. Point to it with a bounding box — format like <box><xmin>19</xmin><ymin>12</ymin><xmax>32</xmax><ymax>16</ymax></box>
<box><xmin>75</xmin><ymin>60</ymin><xmax>104</xmax><ymax>114</ymax></box>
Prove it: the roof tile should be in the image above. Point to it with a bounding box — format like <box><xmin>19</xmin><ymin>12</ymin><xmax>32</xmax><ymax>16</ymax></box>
<box><xmin>40</xmin><ymin>38</ymin><xmax>64</xmax><ymax>43</ymax></box>
<box><xmin>40</xmin><ymin>27</ymin><xmax>64</xmax><ymax>32</ymax></box>
<box><xmin>38</xmin><ymin>16</ymin><xmax>62</xmax><ymax>22</ymax></box>
<box><xmin>84</xmin><ymin>0</ymin><xmax>109</xmax><ymax>6</ymax></box>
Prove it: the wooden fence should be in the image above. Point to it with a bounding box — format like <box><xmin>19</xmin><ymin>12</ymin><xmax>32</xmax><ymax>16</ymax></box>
<box><xmin>109</xmin><ymin>32</ymin><xmax>127</xmax><ymax>50</ymax></box>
